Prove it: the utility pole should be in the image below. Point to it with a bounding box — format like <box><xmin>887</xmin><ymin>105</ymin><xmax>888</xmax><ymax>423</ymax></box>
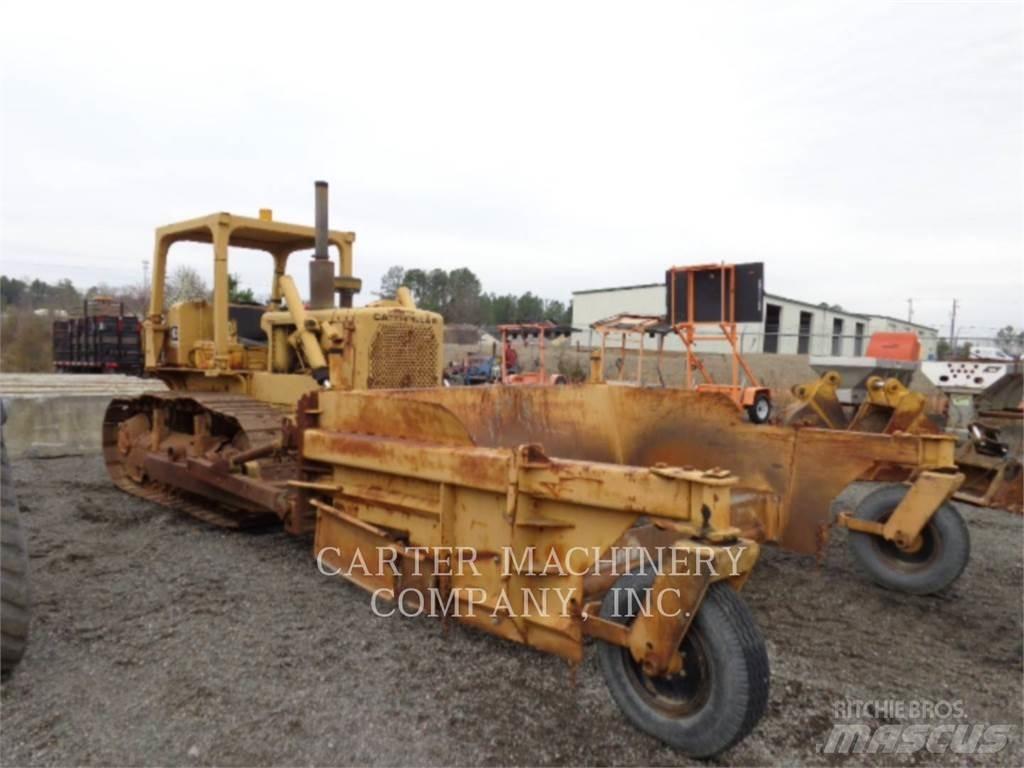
<box><xmin>907</xmin><ymin>298</ymin><xmax>913</xmax><ymax>323</ymax></box>
<box><xmin>949</xmin><ymin>299</ymin><xmax>958</xmax><ymax>352</ymax></box>
<box><xmin>142</xmin><ymin>259</ymin><xmax>150</xmax><ymax>291</ymax></box>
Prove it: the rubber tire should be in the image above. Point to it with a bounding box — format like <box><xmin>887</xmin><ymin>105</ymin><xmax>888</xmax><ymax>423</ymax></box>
<box><xmin>746</xmin><ymin>394</ymin><xmax>772</xmax><ymax>424</ymax></box>
<box><xmin>596</xmin><ymin>575</ymin><xmax>769</xmax><ymax>758</ymax></box>
<box><xmin>1</xmin><ymin>405</ymin><xmax>30</xmax><ymax>677</ymax></box>
<box><xmin>847</xmin><ymin>484</ymin><xmax>970</xmax><ymax>595</ymax></box>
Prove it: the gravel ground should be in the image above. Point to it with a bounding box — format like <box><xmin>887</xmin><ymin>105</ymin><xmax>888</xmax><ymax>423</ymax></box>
<box><xmin>1</xmin><ymin>454</ymin><xmax>1021</xmax><ymax>767</ymax></box>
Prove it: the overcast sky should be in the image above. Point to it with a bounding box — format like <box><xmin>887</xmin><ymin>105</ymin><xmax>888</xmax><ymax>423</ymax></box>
<box><xmin>1</xmin><ymin>0</ymin><xmax>1021</xmax><ymax>336</ymax></box>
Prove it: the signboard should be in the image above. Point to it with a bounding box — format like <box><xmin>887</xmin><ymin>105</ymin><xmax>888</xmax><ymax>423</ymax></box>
<box><xmin>666</xmin><ymin>262</ymin><xmax>764</xmax><ymax>324</ymax></box>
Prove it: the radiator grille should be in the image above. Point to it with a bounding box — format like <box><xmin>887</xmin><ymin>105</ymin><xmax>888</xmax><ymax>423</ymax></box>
<box><xmin>368</xmin><ymin>324</ymin><xmax>438</xmax><ymax>389</ymax></box>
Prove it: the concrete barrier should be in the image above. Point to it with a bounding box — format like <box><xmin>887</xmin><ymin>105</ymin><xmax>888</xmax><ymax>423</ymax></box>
<box><xmin>0</xmin><ymin>374</ymin><xmax>166</xmax><ymax>458</ymax></box>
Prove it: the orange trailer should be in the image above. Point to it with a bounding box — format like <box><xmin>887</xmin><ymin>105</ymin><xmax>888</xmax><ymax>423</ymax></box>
<box><xmin>666</xmin><ymin>263</ymin><xmax>772</xmax><ymax>423</ymax></box>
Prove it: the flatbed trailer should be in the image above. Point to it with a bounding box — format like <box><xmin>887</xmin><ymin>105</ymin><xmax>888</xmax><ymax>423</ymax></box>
<box><xmin>52</xmin><ymin>298</ymin><xmax>143</xmax><ymax>375</ymax></box>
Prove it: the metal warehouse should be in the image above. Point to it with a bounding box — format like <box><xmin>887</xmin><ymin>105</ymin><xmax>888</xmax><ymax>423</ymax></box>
<box><xmin>571</xmin><ymin>282</ymin><xmax>939</xmax><ymax>358</ymax></box>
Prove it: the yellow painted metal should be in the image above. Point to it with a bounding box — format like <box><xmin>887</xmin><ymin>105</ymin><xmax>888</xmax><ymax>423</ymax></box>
<box><xmin>395</xmin><ymin>286</ymin><xmax>415</xmax><ymax>309</ymax></box>
<box><xmin>122</xmin><ymin>199</ymin><xmax>973</xmax><ymax>693</ymax></box>
<box><xmin>163</xmin><ymin>301</ymin><xmax>213</xmax><ymax>367</ymax></box>
<box><xmin>787</xmin><ymin>371</ymin><xmax>976</xmax><ymax>540</ymax></box>
<box><xmin>212</xmin><ymin>220</ymin><xmax>230</xmax><ymax>365</ymax></box>
<box><xmin>790</xmin><ymin>371</ymin><xmax>848</xmax><ymax>429</ymax></box>
<box><xmin>789</xmin><ymin>371</ymin><xmax>936</xmax><ymax>436</ymax></box>
<box><xmin>306</xmin><ymin>389</ymin><xmax>759</xmax><ymax>664</ymax></box>
<box><xmin>835</xmin><ymin>513</ymin><xmax>885</xmax><ymax>536</ymax></box>
<box><xmin>881</xmin><ymin>471</ymin><xmax>964</xmax><ymax>546</ymax></box>
<box><xmin>629</xmin><ymin>568</ymin><xmax>708</xmax><ymax>676</ymax></box>
<box><xmin>141</xmin><ymin>211</ymin><xmax>443</xmax><ymax>397</ymax></box>
<box><xmin>146</xmin><ymin>211</ymin><xmax>361</xmax><ymax>376</ymax></box>
<box><xmin>589</xmin><ymin>349</ymin><xmax>604</xmax><ymax>384</ymax></box>
<box><xmin>278</xmin><ymin>275</ymin><xmax>328</xmax><ymax>374</ymax></box>
<box><xmin>300</xmin><ymin>380</ymin><xmax>959</xmax><ymax>665</ymax></box>
<box><xmin>622</xmin><ymin>540</ymin><xmax>759</xmax><ymax>675</ymax></box>
<box><xmin>370</xmin><ymin>385</ymin><xmax>959</xmax><ymax>555</ymax></box>
<box><xmin>850</xmin><ymin>376</ymin><xmax>934</xmax><ymax>433</ymax></box>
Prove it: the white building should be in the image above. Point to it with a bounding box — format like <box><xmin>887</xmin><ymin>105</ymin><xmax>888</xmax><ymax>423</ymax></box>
<box><xmin>571</xmin><ymin>283</ymin><xmax>939</xmax><ymax>359</ymax></box>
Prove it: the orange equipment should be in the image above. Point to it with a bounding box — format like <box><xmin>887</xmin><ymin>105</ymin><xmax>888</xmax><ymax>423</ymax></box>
<box><xmin>865</xmin><ymin>332</ymin><xmax>922</xmax><ymax>362</ymax></box>
<box><xmin>498</xmin><ymin>322</ymin><xmax>573</xmax><ymax>385</ymax></box>
<box><xmin>666</xmin><ymin>263</ymin><xmax>772</xmax><ymax>423</ymax></box>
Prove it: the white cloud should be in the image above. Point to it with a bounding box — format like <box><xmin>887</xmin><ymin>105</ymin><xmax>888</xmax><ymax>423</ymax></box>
<box><xmin>1</xmin><ymin>0</ymin><xmax>1020</xmax><ymax>333</ymax></box>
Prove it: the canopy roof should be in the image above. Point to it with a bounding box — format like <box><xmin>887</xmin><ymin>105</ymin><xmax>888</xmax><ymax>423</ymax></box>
<box><xmin>155</xmin><ymin>212</ymin><xmax>354</xmax><ymax>254</ymax></box>
<box><xmin>591</xmin><ymin>313</ymin><xmax>672</xmax><ymax>336</ymax></box>
<box><xmin>498</xmin><ymin>321</ymin><xmax>578</xmax><ymax>340</ymax></box>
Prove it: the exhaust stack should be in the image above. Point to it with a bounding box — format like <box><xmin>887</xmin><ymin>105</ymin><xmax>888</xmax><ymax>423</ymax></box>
<box><xmin>309</xmin><ymin>180</ymin><xmax>335</xmax><ymax>310</ymax></box>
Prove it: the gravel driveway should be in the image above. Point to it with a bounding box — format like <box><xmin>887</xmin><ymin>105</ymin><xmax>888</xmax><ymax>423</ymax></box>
<box><xmin>2</xmin><ymin>455</ymin><xmax>1021</xmax><ymax>766</ymax></box>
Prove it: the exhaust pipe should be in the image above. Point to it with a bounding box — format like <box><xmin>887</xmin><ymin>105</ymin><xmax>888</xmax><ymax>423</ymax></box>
<box><xmin>309</xmin><ymin>180</ymin><xmax>335</xmax><ymax>310</ymax></box>
<box><xmin>314</xmin><ymin>180</ymin><xmax>328</xmax><ymax>259</ymax></box>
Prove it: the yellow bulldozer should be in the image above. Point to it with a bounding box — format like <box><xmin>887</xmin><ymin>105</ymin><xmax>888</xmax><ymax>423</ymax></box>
<box><xmin>103</xmin><ymin>182</ymin><xmax>769</xmax><ymax>757</ymax></box>
<box><xmin>106</xmin><ymin>182</ymin><xmax>444</xmax><ymax>531</ymax></box>
<box><xmin>103</xmin><ymin>182</ymin><xmax>971</xmax><ymax>757</ymax></box>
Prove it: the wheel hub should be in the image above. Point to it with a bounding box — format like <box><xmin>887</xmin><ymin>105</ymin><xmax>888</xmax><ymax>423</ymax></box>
<box><xmin>626</xmin><ymin>631</ymin><xmax>711</xmax><ymax>717</ymax></box>
<box><xmin>893</xmin><ymin>533</ymin><xmax>924</xmax><ymax>554</ymax></box>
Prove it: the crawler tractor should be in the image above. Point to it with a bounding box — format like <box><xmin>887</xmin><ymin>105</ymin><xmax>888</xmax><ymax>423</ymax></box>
<box><xmin>105</xmin><ymin>182</ymin><xmax>444</xmax><ymax>530</ymax></box>
<box><xmin>103</xmin><ymin>183</ymin><xmax>772</xmax><ymax>757</ymax></box>
<box><xmin>104</xmin><ymin>183</ymin><xmax>977</xmax><ymax>755</ymax></box>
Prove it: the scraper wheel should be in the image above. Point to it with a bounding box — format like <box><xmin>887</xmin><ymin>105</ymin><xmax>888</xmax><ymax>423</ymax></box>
<box><xmin>847</xmin><ymin>484</ymin><xmax>970</xmax><ymax>595</ymax></box>
<box><xmin>596</xmin><ymin>574</ymin><xmax>769</xmax><ymax>757</ymax></box>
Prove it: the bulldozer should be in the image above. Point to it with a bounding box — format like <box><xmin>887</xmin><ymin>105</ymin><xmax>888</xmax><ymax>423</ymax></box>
<box><xmin>102</xmin><ymin>182</ymin><xmax>772</xmax><ymax>757</ymax></box>
<box><xmin>102</xmin><ymin>182</ymin><xmax>984</xmax><ymax>756</ymax></box>
<box><xmin>104</xmin><ymin>181</ymin><xmax>444</xmax><ymax>531</ymax></box>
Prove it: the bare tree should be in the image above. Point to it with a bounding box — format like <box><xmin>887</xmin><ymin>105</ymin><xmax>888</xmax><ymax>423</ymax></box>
<box><xmin>996</xmin><ymin>326</ymin><xmax>1024</xmax><ymax>357</ymax></box>
<box><xmin>166</xmin><ymin>266</ymin><xmax>210</xmax><ymax>304</ymax></box>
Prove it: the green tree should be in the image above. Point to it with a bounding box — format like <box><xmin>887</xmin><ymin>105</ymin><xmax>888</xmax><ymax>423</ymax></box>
<box><xmin>228</xmin><ymin>273</ymin><xmax>256</xmax><ymax>303</ymax></box>
<box><xmin>403</xmin><ymin>268</ymin><xmax>451</xmax><ymax>314</ymax></box>
<box><xmin>543</xmin><ymin>299</ymin><xmax>571</xmax><ymax>325</ymax></box>
<box><xmin>51</xmin><ymin>278</ymin><xmax>82</xmax><ymax>312</ymax></box>
<box><xmin>0</xmin><ymin>276</ymin><xmax>27</xmax><ymax>310</ymax></box>
<box><xmin>376</xmin><ymin>266</ymin><xmax>406</xmax><ymax>299</ymax></box>
<box><xmin>515</xmin><ymin>292</ymin><xmax>545</xmax><ymax>322</ymax></box>
<box><xmin>479</xmin><ymin>292</ymin><xmax>521</xmax><ymax>325</ymax></box>
<box><xmin>28</xmin><ymin>279</ymin><xmax>49</xmax><ymax>307</ymax></box>
<box><xmin>446</xmin><ymin>268</ymin><xmax>482</xmax><ymax>324</ymax></box>
<box><xmin>426</xmin><ymin>269</ymin><xmax>450</xmax><ymax>312</ymax></box>
<box><xmin>403</xmin><ymin>268</ymin><xmax>431</xmax><ymax>309</ymax></box>
<box><xmin>395</xmin><ymin>266</ymin><xmax>570</xmax><ymax>326</ymax></box>
<box><xmin>936</xmin><ymin>338</ymin><xmax>973</xmax><ymax>361</ymax></box>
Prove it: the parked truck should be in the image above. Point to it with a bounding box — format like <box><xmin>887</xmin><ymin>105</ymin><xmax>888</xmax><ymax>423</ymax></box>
<box><xmin>52</xmin><ymin>298</ymin><xmax>143</xmax><ymax>374</ymax></box>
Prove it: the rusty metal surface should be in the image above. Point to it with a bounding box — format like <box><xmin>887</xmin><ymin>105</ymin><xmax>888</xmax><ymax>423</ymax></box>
<box><xmin>305</xmin><ymin>385</ymin><xmax>760</xmax><ymax>665</ymax></box>
<box><xmin>790</xmin><ymin>371</ymin><xmax>1021</xmax><ymax>514</ymax></box>
<box><xmin>789</xmin><ymin>372</ymin><xmax>938</xmax><ymax>435</ymax></box>
<box><xmin>103</xmin><ymin>392</ymin><xmax>290</xmax><ymax>527</ymax></box>
<box><xmin>369</xmin><ymin>385</ymin><xmax>959</xmax><ymax>555</ymax></box>
<box><xmin>788</xmin><ymin>371</ymin><xmax>849</xmax><ymax>429</ymax></box>
<box><xmin>881</xmin><ymin>470</ymin><xmax>964</xmax><ymax>545</ymax></box>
